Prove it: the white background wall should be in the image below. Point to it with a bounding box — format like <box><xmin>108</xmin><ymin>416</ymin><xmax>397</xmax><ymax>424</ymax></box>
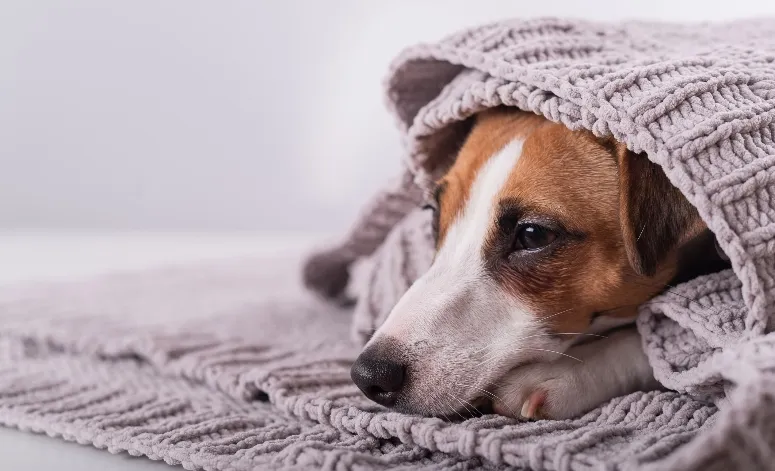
<box><xmin>3</xmin><ymin>1</ymin><xmax>775</xmax><ymax>233</ymax></box>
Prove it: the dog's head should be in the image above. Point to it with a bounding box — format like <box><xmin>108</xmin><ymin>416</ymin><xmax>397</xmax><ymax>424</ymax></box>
<box><xmin>350</xmin><ymin>108</ymin><xmax>720</xmax><ymax>416</ymax></box>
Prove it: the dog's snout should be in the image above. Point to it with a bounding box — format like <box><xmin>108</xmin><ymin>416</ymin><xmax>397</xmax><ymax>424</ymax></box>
<box><xmin>350</xmin><ymin>351</ymin><xmax>406</xmax><ymax>407</ymax></box>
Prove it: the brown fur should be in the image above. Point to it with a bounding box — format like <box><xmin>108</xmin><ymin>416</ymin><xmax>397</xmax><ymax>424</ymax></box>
<box><xmin>435</xmin><ymin>108</ymin><xmax>713</xmax><ymax>333</ymax></box>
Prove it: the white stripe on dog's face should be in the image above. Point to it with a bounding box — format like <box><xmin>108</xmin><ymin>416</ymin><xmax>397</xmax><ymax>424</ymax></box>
<box><xmin>436</xmin><ymin>139</ymin><xmax>523</xmax><ymax>266</ymax></box>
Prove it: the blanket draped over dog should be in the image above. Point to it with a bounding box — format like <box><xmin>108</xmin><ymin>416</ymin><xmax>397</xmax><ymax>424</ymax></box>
<box><xmin>3</xmin><ymin>17</ymin><xmax>775</xmax><ymax>470</ymax></box>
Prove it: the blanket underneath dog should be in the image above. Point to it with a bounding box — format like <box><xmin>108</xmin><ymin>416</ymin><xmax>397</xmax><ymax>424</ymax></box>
<box><xmin>3</xmin><ymin>17</ymin><xmax>775</xmax><ymax>471</ymax></box>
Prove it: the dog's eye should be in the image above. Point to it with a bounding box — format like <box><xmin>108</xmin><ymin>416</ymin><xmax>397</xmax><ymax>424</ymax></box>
<box><xmin>514</xmin><ymin>224</ymin><xmax>556</xmax><ymax>251</ymax></box>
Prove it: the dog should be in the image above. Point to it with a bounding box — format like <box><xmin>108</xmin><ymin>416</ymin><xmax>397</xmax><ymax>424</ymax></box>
<box><xmin>350</xmin><ymin>107</ymin><xmax>730</xmax><ymax>420</ymax></box>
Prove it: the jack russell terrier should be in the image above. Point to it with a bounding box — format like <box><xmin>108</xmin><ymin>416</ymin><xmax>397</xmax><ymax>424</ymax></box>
<box><xmin>350</xmin><ymin>108</ymin><xmax>730</xmax><ymax>420</ymax></box>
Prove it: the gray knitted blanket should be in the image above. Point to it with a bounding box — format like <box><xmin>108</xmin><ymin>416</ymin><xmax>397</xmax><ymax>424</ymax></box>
<box><xmin>3</xmin><ymin>17</ymin><xmax>775</xmax><ymax>471</ymax></box>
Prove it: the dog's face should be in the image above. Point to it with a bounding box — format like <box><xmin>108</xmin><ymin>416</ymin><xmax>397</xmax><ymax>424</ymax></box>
<box><xmin>351</xmin><ymin>109</ymin><xmax>706</xmax><ymax>416</ymax></box>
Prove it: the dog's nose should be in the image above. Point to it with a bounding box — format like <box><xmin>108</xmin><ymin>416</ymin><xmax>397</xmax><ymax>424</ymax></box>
<box><xmin>350</xmin><ymin>352</ymin><xmax>406</xmax><ymax>407</ymax></box>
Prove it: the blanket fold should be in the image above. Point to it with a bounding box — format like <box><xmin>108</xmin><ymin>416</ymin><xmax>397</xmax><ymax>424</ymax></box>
<box><xmin>4</xmin><ymin>17</ymin><xmax>775</xmax><ymax>471</ymax></box>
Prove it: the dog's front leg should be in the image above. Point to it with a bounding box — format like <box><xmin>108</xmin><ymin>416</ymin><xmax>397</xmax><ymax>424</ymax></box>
<box><xmin>492</xmin><ymin>327</ymin><xmax>660</xmax><ymax>420</ymax></box>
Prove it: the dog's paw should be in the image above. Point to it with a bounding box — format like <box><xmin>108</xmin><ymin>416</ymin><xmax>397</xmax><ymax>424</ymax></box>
<box><xmin>491</xmin><ymin>359</ymin><xmax>593</xmax><ymax>420</ymax></box>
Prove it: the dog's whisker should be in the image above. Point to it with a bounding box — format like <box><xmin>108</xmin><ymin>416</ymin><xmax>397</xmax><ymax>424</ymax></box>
<box><xmin>468</xmin><ymin>309</ymin><xmax>575</xmax><ymax>357</ymax></box>
<box><xmin>474</xmin><ymin>344</ymin><xmax>535</xmax><ymax>371</ymax></box>
<box><xmin>449</xmin><ymin>392</ymin><xmax>469</xmax><ymax>413</ymax></box>
<box><xmin>455</xmin><ymin>381</ymin><xmax>518</xmax><ymax>417</ymax></box>
<box><xmin>540</xmin><ymin>307</ymin><xmax>574</xmax><ymax>321</ymax></box>
<box><xmin>469</xmin><ymin>333</ymin><xmax>541</xmax><ymax>360</ymax></box>
<box><xmin>472</xmin><ymin>343</ymin><xmax>515</xmax><ymax>367</ymax></box>
<box><xmin>445</xmin><ymin>388</ymin><xmax>485</xmax><ymax>419</ymax></box>
<box><xmin>469</xmin><ymin>340</ymin><xmax>503</xmax><ymax>357</ymax></box>
<box><xmin>456</xmin><ymin>382</ymin><xmax>497</xmax><ymax>399</ymax></box>
<box><xmin>467</xmin><ymin>323</ymin><xmax>604</xmax><ymax>361</ymax></box>
<box><xmin>527</xmin><ymin>348</ymin><xmax>583</xmax><ymax>362</ymax></box>
<box><xmin>442</xmin><ymin>392</ymin><xmax>469</xmax><ymax>420</ymax></box>
<box><xmin>458</xmin><ymin>376</ymin><xmax>512</xmax><ymax>391</ymax></box>
<box><xmin>470</xmin><ymin>333</ymin><xmax>599</xmax><ymax>372</ymax></box>
<box><xmin>468</xmin><ymin>331</ymin><xmax>604</xmax><ymax>371</ymax></box>
<box><xmin>636</xmin><ymin>224</ymin><xmax>646</xmax><ymax>242</ymax></box>
<box><xmin>438</xmin><ymin>390</ymin><xmax>461</xmax><ymax>420</ymax></box>
<box><xmin>452</xmin><ymin>393</ymin><xmax>478</xmax><ymax>417</ymax></box>
<box><xmin>511</xmin><ymin>332</ymin><xmax>608</xmax><ymax>342</ymax></box>
<box><xmin>475</xmin><ymin>350</ymin><xmax>506</xmax><ymax>369</ymax></box>
<box><xmin>460</xmin><ymin>397</ymin><xmax>482</xmax><ymax>417</ymax></box>
<box><xmin>430</xmin><ymin>389</ymin><xmax>453</xmax><ymax>421</ymax></box>
<box><xmin>477</xmin><ymin>332</ymin><xmax>608</xmax><ymax>368</ymax></box>
<box><xmin>436</xmin><ymin>392</ymin><xmax>455</xmax><ymax>420</ymax></box>
<box><xmin>555</xmin><ymin>332</ymin><xmax>607</xmax><ymax>338</ymax></box>
<box><xmin>596</xmin><ymin>303</ymin><xmax>642</xmax><ymax>315</ymax></box>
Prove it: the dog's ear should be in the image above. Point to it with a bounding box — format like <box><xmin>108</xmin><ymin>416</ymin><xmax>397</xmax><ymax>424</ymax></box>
<box><xmin>609</xmin><ymin>142</ymin><xmax>700</xmax><ymax>277</ymax></box>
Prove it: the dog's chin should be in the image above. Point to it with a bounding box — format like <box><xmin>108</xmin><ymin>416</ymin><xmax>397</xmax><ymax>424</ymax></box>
<box><xmin>386</xmin><ymin>382</ymin><xmax>497</xmax><ymax>420</ymax></box>
<box><xmin>390</xmin><ymin>395</ymin><xmax>494</xmax><ymax>420</ymax></box>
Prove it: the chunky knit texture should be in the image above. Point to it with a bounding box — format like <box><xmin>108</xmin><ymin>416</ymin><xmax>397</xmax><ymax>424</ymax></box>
<box><xmin>3</xmin><ymin>17</ymin><xmax>775</xmax><ymax>471</ymax></box>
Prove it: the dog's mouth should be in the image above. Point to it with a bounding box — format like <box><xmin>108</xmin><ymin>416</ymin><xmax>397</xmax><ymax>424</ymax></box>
<box><xmin>428</xmin><ymin>396</ymin><xmax>493</xmax><ymax>420</ymax></box>
<box><xmin>389</xmin><ymin>379</ymin><xmax>498</xmax><ymax>419</ymax></box>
